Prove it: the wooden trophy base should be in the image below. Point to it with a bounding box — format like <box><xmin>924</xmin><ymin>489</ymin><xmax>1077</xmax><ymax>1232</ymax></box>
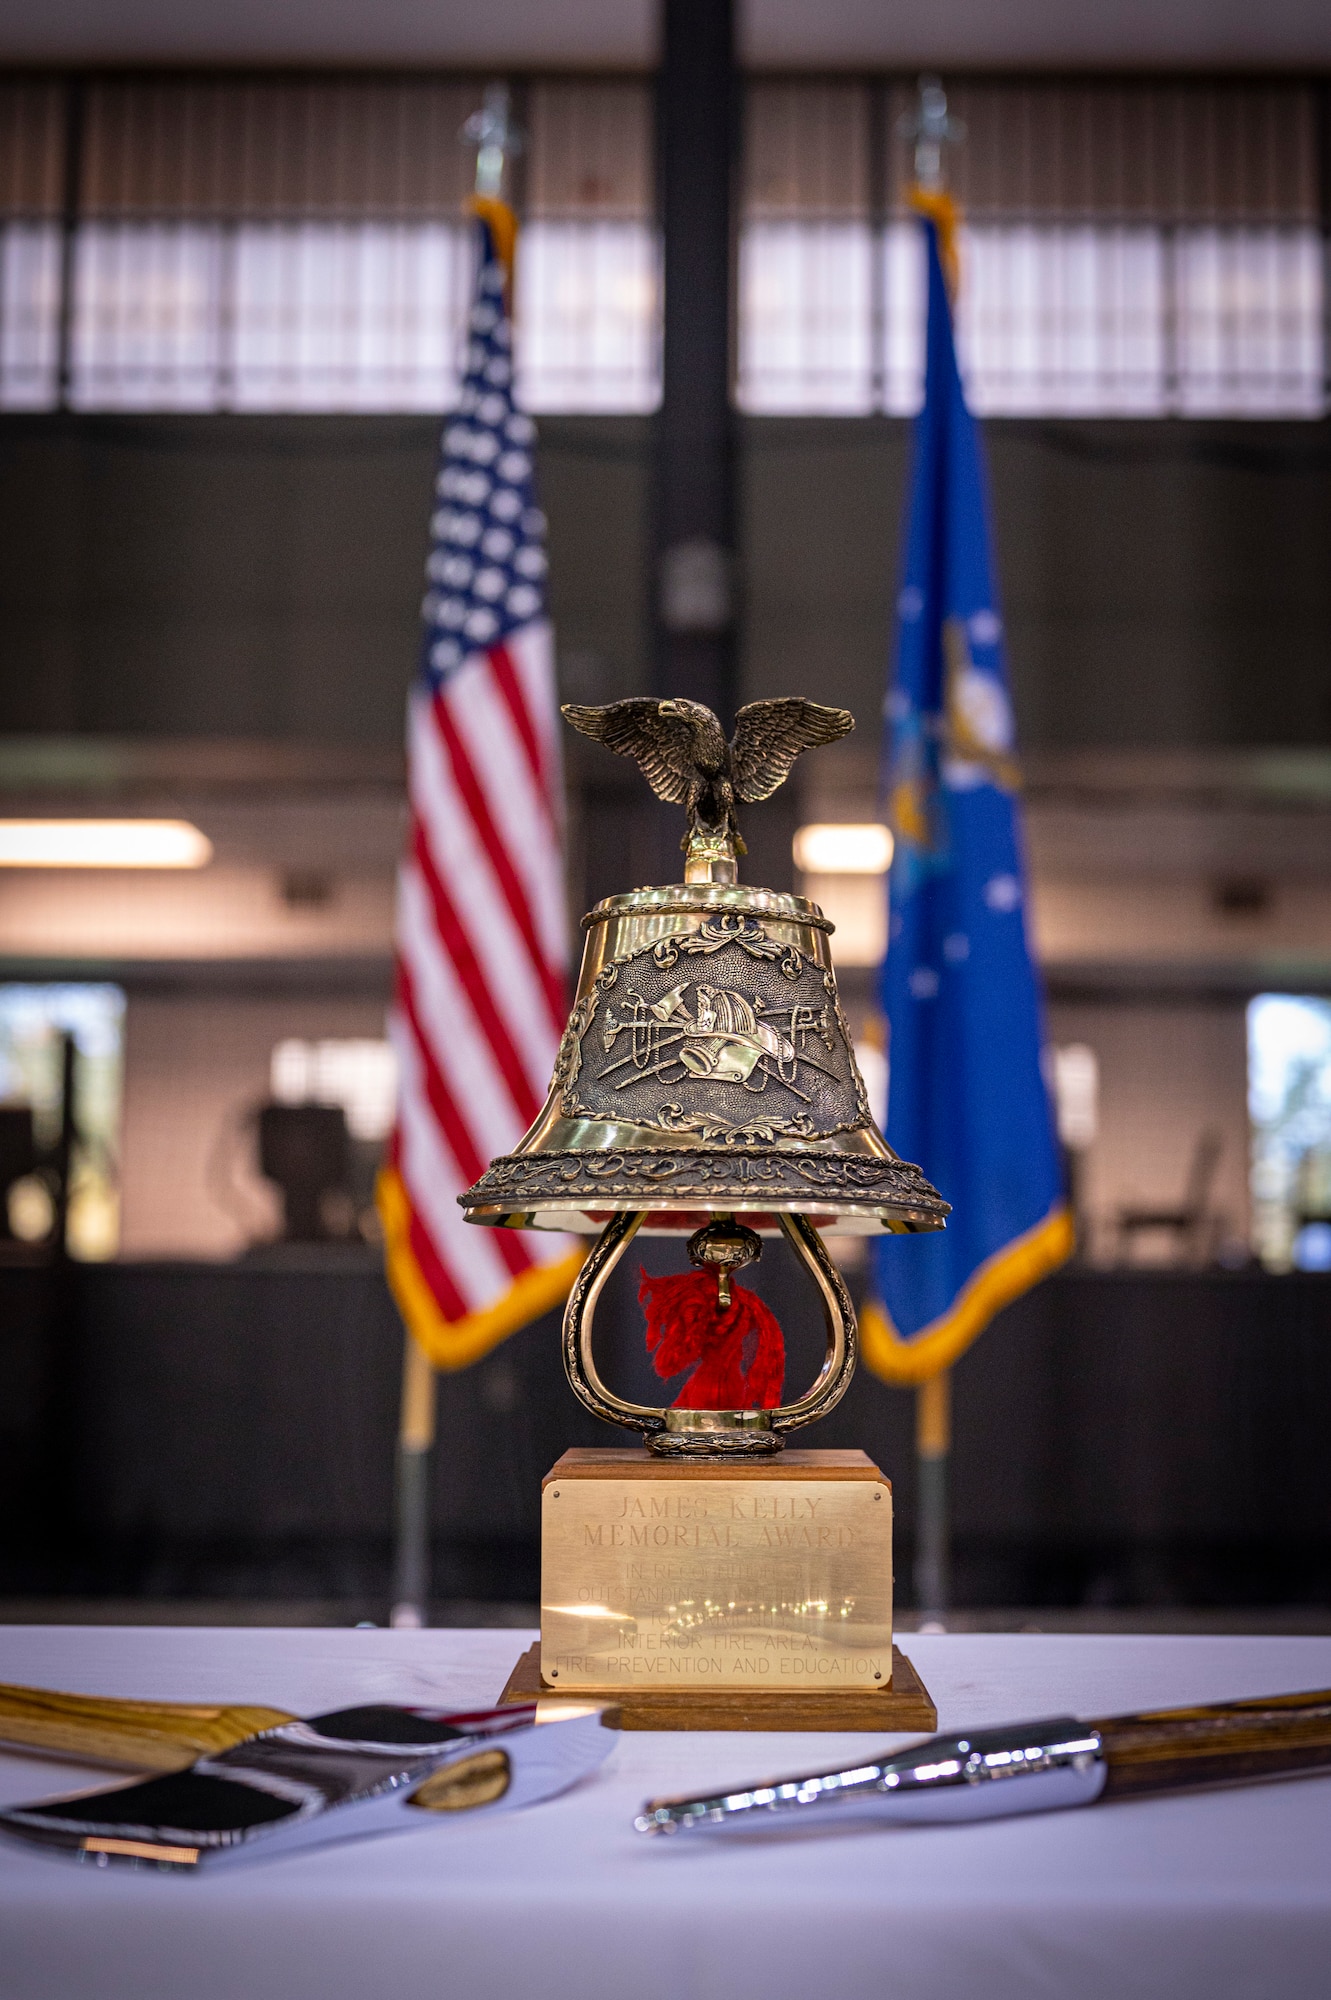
<box><xmin>496</xmin><ymin>1446</ymin><xmax>938</xmax><ymax>1732</ymax></box>
<box><xmin>498</xmin><ymin>1639</ymin><xmax>937</xmax><ymax>1732</ymax></box>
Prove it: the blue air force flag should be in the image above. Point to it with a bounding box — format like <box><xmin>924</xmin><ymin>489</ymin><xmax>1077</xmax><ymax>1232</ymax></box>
<box><xmin>862</xmin><ymin>212</ymin><xmax>1072</xmax><ymax>1386</ymax></box>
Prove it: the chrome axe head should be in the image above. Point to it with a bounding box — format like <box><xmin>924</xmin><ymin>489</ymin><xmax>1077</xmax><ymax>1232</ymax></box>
<box><xmin>0</xmin><ymin>1701</ymin><xmax>612</xmax><ymax>1870</ymax></box>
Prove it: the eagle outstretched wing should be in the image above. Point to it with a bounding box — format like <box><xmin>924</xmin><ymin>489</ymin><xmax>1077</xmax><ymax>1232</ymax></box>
<box><xmin>729</xmin><ymin>699</ymin><xmax>855</xmax><ymax>802</ymax></box>
<box><xmin>561</xmin><ymin>699</ymin><xmax>698</xmax><ymax>805</ymax></box>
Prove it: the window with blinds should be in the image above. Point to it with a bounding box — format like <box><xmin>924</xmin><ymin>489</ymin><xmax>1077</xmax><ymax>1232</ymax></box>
<box><xmin>740</xmin><ymin>77</ymin><xmax>1325</xmax><ymax>417</ymax></box>
<box><xmin>0</xmin><ymin>74</ymin><xmax>1324</xmax><ymax>418</ymax></box>
<box><xmin>0</xmin><ymin>76</ymin><xmax>659</xmax><ymax>413</ymax></box>
<box><xmin>521</xmin><ymin>80</ymin><xmax>659</xmax><ymax>411</ymax></box>
<box><xmin>0</xmin><ymin>81</ymin><xmax>64</xmax><ymax>408</ymax></box>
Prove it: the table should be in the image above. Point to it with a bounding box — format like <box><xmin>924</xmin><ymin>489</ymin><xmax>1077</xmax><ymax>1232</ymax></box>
<box><xmin>1</xmin><ymin>1627</ymin><xmax>1329</xmax><ymax>2000</ymax></box>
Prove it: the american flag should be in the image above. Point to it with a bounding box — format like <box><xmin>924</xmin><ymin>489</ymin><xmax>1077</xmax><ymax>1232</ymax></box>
<box><xmin>379</xmin><ymin>205</ymin><xmax>581</xmax><ymax>1369</ymax></box>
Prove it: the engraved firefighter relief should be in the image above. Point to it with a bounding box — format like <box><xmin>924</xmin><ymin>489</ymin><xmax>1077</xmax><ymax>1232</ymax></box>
<box><xmin>554</xmin><ymin>916</ymin><xmax>872</xmax><ymax>1145</ymax></box>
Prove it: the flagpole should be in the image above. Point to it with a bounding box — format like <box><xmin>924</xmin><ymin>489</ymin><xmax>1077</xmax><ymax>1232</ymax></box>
<box><xmin>390</xmin><ymin>1332</ymin><xmax>437</xmax><ymax>1628</ymax></box>
<box><xmin>388</xmin><ymin>78</ymin><xmax>519</xmax><ymax>1632</ymax></box>
<box><xmin>902</xmin><ymin>76</ymin><xmax>963</xmax><ymax>1628</ymax></box>
<box><xmin>871</xmin><ymin>76</ymin><xmax>1068</xmax><ymax>1620</ymax></box>
<box><xmin>914</xmin><ymin>1367</ymin><xmax>951</xmax><ymax>1617</ymax></box>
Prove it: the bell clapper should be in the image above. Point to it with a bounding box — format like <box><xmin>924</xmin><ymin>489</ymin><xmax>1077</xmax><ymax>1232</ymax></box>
<box><xmin>686</xmin><ymin>1216</ymin><xmax>762</xmax><ymax>1311</ymax></box>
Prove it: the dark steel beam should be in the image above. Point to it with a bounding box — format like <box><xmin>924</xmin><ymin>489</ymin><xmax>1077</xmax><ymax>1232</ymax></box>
<box><xmin>653</xmin><ymin>0</ymin><xmax>738</xmax><ymax>723</ymax></box>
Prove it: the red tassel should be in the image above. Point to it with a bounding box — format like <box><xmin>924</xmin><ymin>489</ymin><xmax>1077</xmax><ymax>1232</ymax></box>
<box><xmin>639</xmin><ymin>1267</ymin><xmax>786</xmax><ymax>1411</ymax></box>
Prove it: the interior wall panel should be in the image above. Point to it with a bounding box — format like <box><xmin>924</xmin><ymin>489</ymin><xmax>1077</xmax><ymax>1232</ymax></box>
<box><xmin>1</xmin><ymin>413</ymin><xmax>1330</xmax><ymax>748</ymax></box>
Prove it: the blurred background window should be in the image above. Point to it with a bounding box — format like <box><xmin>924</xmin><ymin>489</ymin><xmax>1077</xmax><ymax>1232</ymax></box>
<box><xmin>0</xmin><ymin>80</ymin><xmax>63</xmax><ymax>409</ymax></box>
<box><xmin>0</xmin><ymin>218</ymin><xmax>60</xmax><ymax>409</ymax></box>
<box><xmin>519</xmin><ymin>79</ymin><xmax>659</xmax><ymax>412</ymax></box>
<box><xmin>262</xmin><ymin>1037</ymin><xmax>398</xmax><ymax>1246</ymax></box>
<box><xmin>0</xmin><ymin>76</ymin><xmax>660</xmax><ymax>416</ymax></box>
<box><xmin>517</xmin><ymin>219</ymin><xmax>660</xmax><ymax>414</ymax></box>
<box><xmin>738</xmin><ymin>76</ymin><xmax>1322</xmax><ymax>418</ymax></box>
<box><xmin>0</xmin><ymin>981</ymin><xmax>124</xmax><ymax>1257</ymax></box>
<box><xmin>1</xmin><ymin>74</ymin><xmax>1321</xmax><ymax>419</ymax></box>
<box><xmin>1248</xmin><ymin>994</ymin><xmax>1331</xmax><ymax>1272</ymax></box>
<box><xmin>269</xmin><ymin>1036</ymin><xmax>397</xmax><ymax>1143</ymax></box>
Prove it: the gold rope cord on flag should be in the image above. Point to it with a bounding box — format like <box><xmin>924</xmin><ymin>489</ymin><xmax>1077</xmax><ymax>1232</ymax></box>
<box><xmin>377</xmin><ymin>1163</ymin><xmax>584</xmax><ymax>1373</ymax></box>
<box><xmin>469</xmin><ymin>195</ymin><xmax>517</xmax><ymax>282</ymax></box>
<box><xmin>861</xmin><ymin>1203</ymin><xmax>1074</xmax><ymax>1387</ymax></box>
<box><xmin>908</xmin><ymin>184</ymin><xmax>961</xmax><ymax>303</ymax></box>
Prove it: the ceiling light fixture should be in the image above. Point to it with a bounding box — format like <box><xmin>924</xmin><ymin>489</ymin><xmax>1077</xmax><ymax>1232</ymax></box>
<box><xmin>792</xmin><ymin>823</ymin><xmax>894</xmax><ymax>875</ymax></box>
<box><xmin>0</xmin><ymin>820</ymin><xmax>214</xmax><ymax>869</ymax></box>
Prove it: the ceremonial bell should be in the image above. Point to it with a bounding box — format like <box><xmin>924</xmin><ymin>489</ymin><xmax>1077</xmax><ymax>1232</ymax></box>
<box><xmin>460</xmin><ymin>695</ymin><xmax>948</xmax><ymax>1457</ymax></box>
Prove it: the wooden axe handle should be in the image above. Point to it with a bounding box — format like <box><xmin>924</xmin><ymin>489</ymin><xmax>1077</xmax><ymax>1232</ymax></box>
<box><xmin>0</xmin><ymin>1681</ymin><xmax>294</xmax><ymax>1772</ymax></box>
<box><xmin>1091</xmin><ymin>1686</ymin><xmax>1331</xmax><ymax>1798</ymax></box>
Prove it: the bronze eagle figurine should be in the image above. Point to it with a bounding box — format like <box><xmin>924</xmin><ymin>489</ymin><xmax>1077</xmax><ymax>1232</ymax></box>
<box><xmin>561</xmin><ymin>696</ymin><xmax>855</xmax><ymax>848</ymax></box>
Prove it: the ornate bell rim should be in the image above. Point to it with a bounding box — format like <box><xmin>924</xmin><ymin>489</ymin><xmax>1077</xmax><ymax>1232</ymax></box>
<box><xmin>462</xmin><ymin>1164</ymin><xmax>946</xmax><ymax>1235</ymax></box>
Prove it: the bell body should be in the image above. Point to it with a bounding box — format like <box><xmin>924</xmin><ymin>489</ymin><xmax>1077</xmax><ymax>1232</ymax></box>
<box><xmin>460</xmin><ymin>879</ymin><xmax>948</xmax><ymax>1239</ymax></box>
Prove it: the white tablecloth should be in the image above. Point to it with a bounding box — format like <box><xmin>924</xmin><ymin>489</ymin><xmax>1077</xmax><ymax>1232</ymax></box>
<box><xmin>0</xmin><ymin>1626</ymin><xmax>1328</xmax><ymax>2000</ymax></box>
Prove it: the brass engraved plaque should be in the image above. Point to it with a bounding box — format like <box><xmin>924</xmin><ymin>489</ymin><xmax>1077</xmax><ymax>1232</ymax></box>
<box><xmin>540</xmin><ymin>1456</ymin><xmax>893</xmax><ymax>1693</ymax></box>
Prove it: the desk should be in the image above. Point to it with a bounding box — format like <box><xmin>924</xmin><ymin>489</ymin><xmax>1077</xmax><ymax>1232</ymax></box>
<box><xmin>1</xmin><ymin>1627</ymin><xmax>1329</xmax><ymax>2000</ymax></box>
